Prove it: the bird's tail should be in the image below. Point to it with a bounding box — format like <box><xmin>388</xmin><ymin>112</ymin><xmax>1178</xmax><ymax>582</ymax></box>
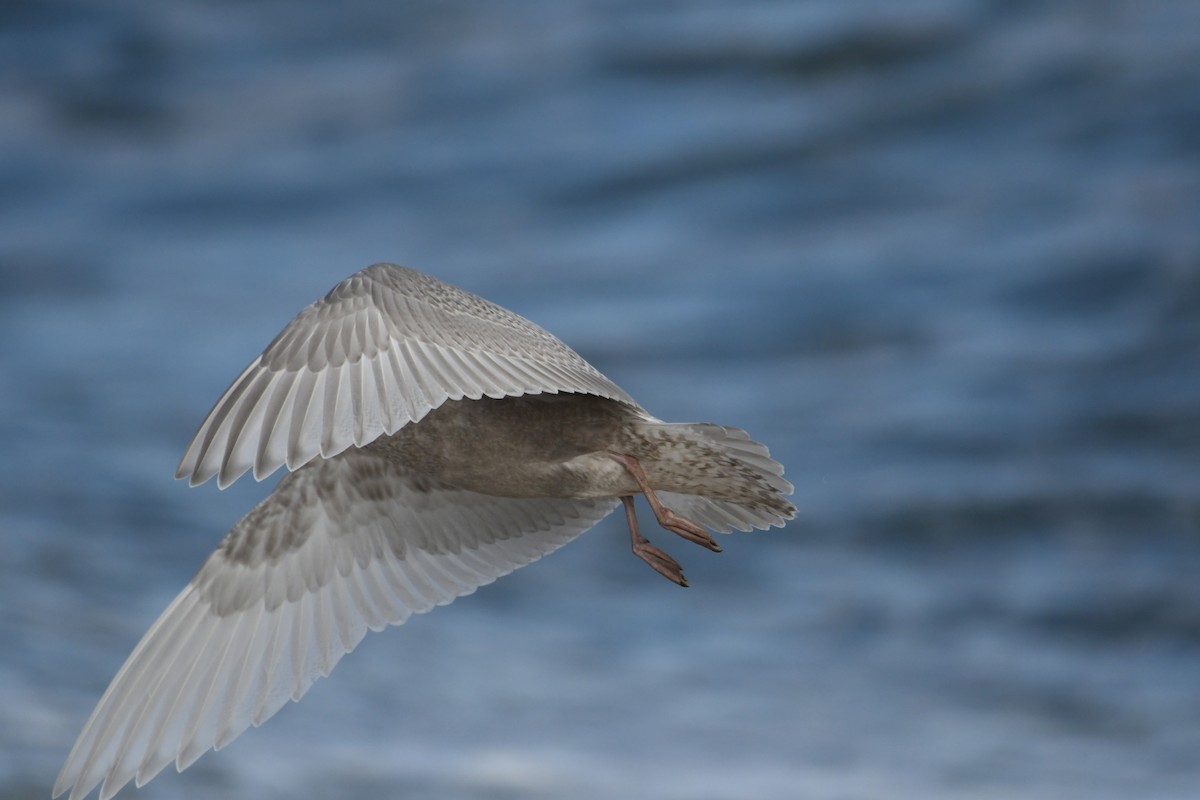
<box><xmin>628</xmin><ymin>421</ymin><xmax>796</xmax><ymax>533</ymax></box>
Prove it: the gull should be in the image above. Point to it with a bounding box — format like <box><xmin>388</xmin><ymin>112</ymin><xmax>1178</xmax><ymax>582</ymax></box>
<box><xmin>54</xmin><ymin>263</ymin><xmax>795</xmax><ymax>800</ymax></box>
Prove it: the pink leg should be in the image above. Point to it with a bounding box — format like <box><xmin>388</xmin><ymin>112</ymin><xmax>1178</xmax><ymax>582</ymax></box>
<box><xmin>622</xmin><ymin>496</ymin><xmax>688</xmax><ymax>587</ymax></box>
<box><xmin>609</xmin><ymin>452</ymin><xmax>721</xmax><ymax>552</ymax></box>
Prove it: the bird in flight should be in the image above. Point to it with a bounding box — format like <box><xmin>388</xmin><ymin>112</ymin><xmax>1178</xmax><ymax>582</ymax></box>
<box><xmin>54</xmin><ymin>263</ymin><xmax>795</xmax><ymax>800</ymax></box>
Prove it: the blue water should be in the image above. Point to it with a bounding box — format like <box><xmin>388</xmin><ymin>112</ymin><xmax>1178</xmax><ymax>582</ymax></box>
<box><xmin>3</xmin><ymin>1</ymin><xmax>1199</xmax><ymax>798</ymax></box>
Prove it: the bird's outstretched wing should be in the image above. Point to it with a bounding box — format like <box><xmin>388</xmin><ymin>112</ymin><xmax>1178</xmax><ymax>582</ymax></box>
<box><xmin>55</xmin><ymin>449</ymin><xmax>618</xmax><ymax>800</ymax></box>
<box><xmin>177</xmin><ymin>263</ymin><xmax>636</xmax><ymax>488</ymax></box>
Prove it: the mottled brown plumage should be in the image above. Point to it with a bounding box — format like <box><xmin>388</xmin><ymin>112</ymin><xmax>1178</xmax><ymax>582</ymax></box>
<box><xmin>55</xmin><ymin>263</ymin><xmax>794</xmax><ymax>800</ymax></box>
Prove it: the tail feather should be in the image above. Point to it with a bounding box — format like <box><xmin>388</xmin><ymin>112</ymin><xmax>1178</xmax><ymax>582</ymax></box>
<box><xmin>628</xmin><ymin>420</ymin><xmax>795</xmax><ymax>532</ymax></box>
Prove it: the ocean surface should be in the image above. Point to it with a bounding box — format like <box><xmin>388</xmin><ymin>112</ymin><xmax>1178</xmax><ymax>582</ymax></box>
<box><xmin>2</xmin><ymin>1</ymin><xmax>1199</xmax><ymax>798</ymax></box>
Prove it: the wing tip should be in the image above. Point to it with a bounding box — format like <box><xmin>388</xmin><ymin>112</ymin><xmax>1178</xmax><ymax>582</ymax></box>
<box><xmin>50</xmin><ymin>774</ymin><xmax>70</xmax><ymax>800</ymax></box>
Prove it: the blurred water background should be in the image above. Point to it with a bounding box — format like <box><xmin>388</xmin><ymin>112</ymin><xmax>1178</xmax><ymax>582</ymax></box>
<box><xmin>3</xmin><ymin>1</ymin><xmax>1199</xmax><ymax>798</ymax></box>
